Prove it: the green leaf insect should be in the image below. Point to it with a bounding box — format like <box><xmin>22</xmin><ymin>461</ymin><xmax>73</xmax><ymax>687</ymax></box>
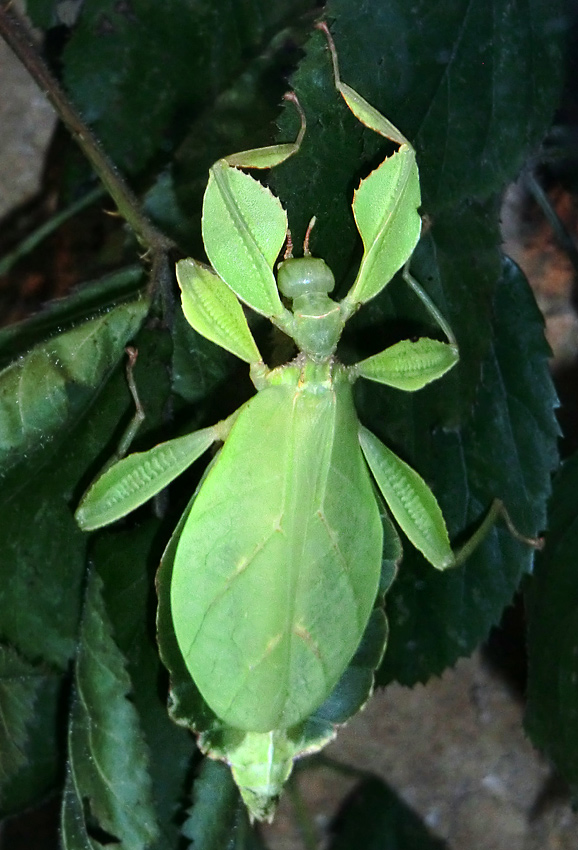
<box><xmin>75</xmin><ymin>23</ymin><xmax>531</xmax><ymax>816</ymax></box>
<box><xmin>76</xmin><ymin>21</ymin><xmax>456</xmax><ymax>723</ymax></box>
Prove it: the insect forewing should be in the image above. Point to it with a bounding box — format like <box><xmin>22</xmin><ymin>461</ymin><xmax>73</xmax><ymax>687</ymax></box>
<box><xmin>202</xmin><ymin>163</ymin><xmax>290</xmax><ymax>321</ymax></box>
<box><xmin>176</xmin><ymin>258</ymin><xmax>262</xmax><ymax>364</ymax></box>
<box><xmin>170</xmin><ymin>370</ymin><xmax>383</xmax><ymax>732</ymax></box>
<box><xmin>75</xmin><ymin>426</ymin><xmax>218</xmax><ymax>531</ymax></box>
<box><xmin>358</xmin><ymin>426</ymin><xmax>453</xmax><ymax>570</ymax></box>
<box><xmin>354</xmin><ymin>338</ymin><xmax>459</xmax><ymax>391</ymax></box>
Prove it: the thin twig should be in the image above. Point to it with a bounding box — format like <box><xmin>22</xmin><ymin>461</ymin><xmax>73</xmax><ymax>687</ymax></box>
<box><xmin>0</xmin><ymin>187</ymin><xmax>105</xmax><ymax>276</ymax></box>
<box><xmin>525</xmin><ymin>171</ymin><xmax>578</xmax><ymax>280</ymax></box>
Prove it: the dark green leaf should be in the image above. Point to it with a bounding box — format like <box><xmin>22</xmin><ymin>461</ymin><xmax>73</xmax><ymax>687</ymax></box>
<box><xmin>327</xmin><ymin>776</ymin><xmax>449</xmax><ymax>850</ymax></box>
<box><xmin>0</xmin><ymin>646</ymin><xmax>61</xmax><ymax>814</ymax></box>
<box><xmin>525</xmin><ymin>451</ymin><xmax>578</xmax><ymax>798</ymax></box>
<box><xmin>273</xmin><ymin>0</ymin><xmax>564</xmax><ymax>290</ymax></box>
<box><xmin>182</xmin><ymin>760</ymin><xmax>266</xmax><ymax>850</ymax></box>
<box><xmin>276</xmin><ymin>0</ymin><xmax>564</xmax><ymax>222</ymax></box>
<box><xmin>62</xmin><ymin>0</ymin><xmax>315</xmax><ymax>176</ymax></box>
<box><xmin>61</xmin><ymin>568</ymin><xmax>158</xmax><ymax>849</ymax></box>
<box><xmin>348</xmin><ymin>200</ymin><xmax>501</xmax><ymax>428</ymax></box>
<box><xmin>0</xmin><ymin>319</ymin><xmax>175</xmax><ymax>838</ymax></box>
<box><xmin>0</xmin><ymin>297</ymin><xmax>148</xmax><ymax>478</ymax></box>
<box><xmin>0</xmin><ymin>675</ymin><xmax>61</xmax><ymax>817</ymax></box>
<box><xmin>0</xmin><ymin>480</ymin><xmax>85</xmax><ymax>669</ymax></box>
<box><xmin>377</xmin><ymin>259</ymin><xmax>558</xmax><ymax>685</ymax></box>
<box><xmin>0</xmin><ymin>266</ymin><xmax>144</xmax><ymax>368</ymax></box>
<box><xmin>92</xmin><ymin>519</ymin><xmax>196</xmax><ymax>850</ymax></box>
<box><xmin>0</xmin><ymin>321</ymin><xmax>166</xmax><ymax>674</ymax></box>
<box><xmin>172</xmin><ymin>307</ymin><xmax>239</xmax><ymax>406</ymax></box>
<box><xmin>0</xmin><ymin>304</ymin><xmax>153</xmax><ymax>670</ymax></box>
<box><xmin>23</xmin><ymin>0</ymin><xmax>58</xmax><ymax>29</ymax></box>
<box><xmin>0</xmin><ymin>647</ymin><xmax>45</xmax><ymax>787</ymax></box>
<box><xmin>147</xmin><ymin>23</ymin><xmax>312</xmax><ymax>254</ymax></box>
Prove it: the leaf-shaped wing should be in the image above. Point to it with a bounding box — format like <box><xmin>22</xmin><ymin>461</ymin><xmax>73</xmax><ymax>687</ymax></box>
<box><xmin>170</xmin><ymin>370</ymin><xmax>383</xmax><ymax>732</ymax></box>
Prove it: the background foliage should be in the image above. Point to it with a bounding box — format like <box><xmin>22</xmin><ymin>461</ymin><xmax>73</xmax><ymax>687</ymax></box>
<box><xmin>0</xmin><ymin>0</ymin><xmax>572</xmax><ymax>846</ymax></box>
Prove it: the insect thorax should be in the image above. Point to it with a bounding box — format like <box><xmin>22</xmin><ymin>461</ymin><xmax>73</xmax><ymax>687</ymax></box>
<box><xmin>277</xmin><ymin>256</ymin><xmax>344</xmax><ymax>360</ymax></box>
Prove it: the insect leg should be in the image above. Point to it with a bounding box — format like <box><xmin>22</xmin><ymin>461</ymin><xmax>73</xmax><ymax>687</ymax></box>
<box><xmin>451</xmin><ymin>499</ymin><xmax>544</xmax><ymax>568</ymax></box>
<box><xmin>402</xmin><ymin>263</ymin><xmax>457</xmax><ymax>347</ymax></box>
<box><xmin>113</xmin><ymin>345</ymin><xmax>146</xmax><ymax>462</ymax></box>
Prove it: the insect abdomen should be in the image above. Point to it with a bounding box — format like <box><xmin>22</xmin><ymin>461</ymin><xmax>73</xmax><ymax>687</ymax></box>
<box><xmin>170</xmin><ymin>370</ymin><xmax>382</xmax><ymax>732</ymax></box>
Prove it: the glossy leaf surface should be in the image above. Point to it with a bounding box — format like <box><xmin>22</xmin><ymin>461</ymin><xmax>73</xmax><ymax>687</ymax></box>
<box><xmin>0</xmin><ymin>299</ymin><xmax>148</xmax><ymax>477</ymax></box>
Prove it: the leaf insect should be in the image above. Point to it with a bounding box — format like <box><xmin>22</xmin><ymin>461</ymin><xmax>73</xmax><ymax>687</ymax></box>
<box><xmin>76</xmin><ymin>21</ymin><xmax>538</xmax><ymax>780</ymax></box>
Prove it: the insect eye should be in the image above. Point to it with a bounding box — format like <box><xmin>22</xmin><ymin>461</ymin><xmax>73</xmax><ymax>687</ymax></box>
<box><xmin>277</xmin><ymin>257</ymin><xmax>335</xmax><ymax>299</ymax></box>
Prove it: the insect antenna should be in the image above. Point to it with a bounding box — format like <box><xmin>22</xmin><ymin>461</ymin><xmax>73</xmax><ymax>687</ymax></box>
<box><xmin>303</xmin><ymin>216</ymin><xmax>317</xmax><ymax>256</ymax></box>
<box><xmin>283</xmin><ymin>227</ymin><xmax>294</xmax><ymax>260</ymax></box>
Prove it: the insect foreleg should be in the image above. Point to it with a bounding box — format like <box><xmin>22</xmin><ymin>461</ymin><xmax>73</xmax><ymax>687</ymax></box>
<box><xmin>317</xmin><ymin>21</ymin><xmax>411</xmax><ymax>150</ymax></box>
<box><xmin>217</xmin><ymin>92</ymin><xmax>306</xmax><ymax>172</ymax></box>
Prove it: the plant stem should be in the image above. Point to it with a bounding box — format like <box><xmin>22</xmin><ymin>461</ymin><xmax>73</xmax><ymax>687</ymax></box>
<box><xmin>0</xmin><ymin>3</ymin><xmax>174</xmax><ymax>255</ymax></box>
<box><xmin>0</xmin><ymin>187</ymin><xmax>105</xmax><ymax>276</ymax></box>
<box><xmin>525</xmin><ymin>171</ymin><xmax>578</xmax><ymax>279</ymax></box>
